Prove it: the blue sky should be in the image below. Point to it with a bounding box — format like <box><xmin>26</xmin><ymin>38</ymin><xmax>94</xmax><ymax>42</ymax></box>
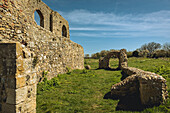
<box><xmin>37</xmin><ymin>0</ymin><xmax>170</xmax><ymax>55</ymax></box>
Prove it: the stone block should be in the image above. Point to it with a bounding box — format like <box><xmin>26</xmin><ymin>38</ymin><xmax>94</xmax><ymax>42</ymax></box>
<box><xmin>85</xmin><ymin>65</ymin><xmax>91</xmax><ymax>70</ymax></box>
<box><xmin>6</xmin><ymin>67</ymin><xmax>16</xmax><ymax>76</ymax></box>
<box><xmin>6</xmin><ymin>88</ymin><xmax>15</xmax><ymax>104</ymax></box>
<box><xmin>6</xmin><ymin>86</ymin><xmax>28</xmax><ymax>105</ymax></box>
<box><xmin>6</xmin><ymin>77</ymin><xmax>16</xmax><ymax>89</ymax></box>
<box><xmin>6</xmin><ymin>59</ymin><xmax>16</xmax><ymax>67</ymax></box>
<box><xmin>16</xmin><ymin>86</ymin><xmax>28</xmax><ymax>104</ymax></box>
<box><xmin>23</xmin><ymin>59</ymin><xmax>32</xmax><ymax>72</ymax></box>
<box><xmin>24</xmin><ymin>99</ymin><xmax>36</xmax><ymax>113</ymax></box>
<box><xmin>2</xmin><ymin>103</ymin><xmax>15</xmax><ymax>113</ymax></box>
<box><xmin>29</xmin><ymin>73</ymin><xmax>37</xmax><ymax>85</ymax></box>
<box><xmin>16</xmin><ymin>56</ymin><xmax>24</xmax><ymax>72</ymax></box>
<box><xmin>15</xmin><ymin>99</ymin><xmax>36</xmax><ymax>113</ymax></box>
<box><xmin>0</xmin><ymin>60</ymin><xmax>3</xmax><ymax>76</ymax></box>
<box><xmin>16</xmin><ymin>76</ymin><xmax>26</xmax><ymax>88</ymax></box>
<box><xmin>0</xmin><ymin>0</ymin><xmax>85</xmax><ymax>112</ymax></box>
<box><xmin>16</xmin><ymin>42</ymin><xmax>23</xmax><ymax>59</ymax></box>
<box><xmin>0</xmin><ymin>43</ymin><xmax>16</xmax><ymax>59</ymax></box>
<box><xmin>111</xmin><ymin>66</ymin><xmax>168</xmax><ymax>110</ymax></box>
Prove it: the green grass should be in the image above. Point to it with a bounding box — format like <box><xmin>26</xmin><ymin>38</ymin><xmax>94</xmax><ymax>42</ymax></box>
<box><xmin>37</xmin><ymin>58</ymin><xmax>170</xmax><ymax>113</ymax></box>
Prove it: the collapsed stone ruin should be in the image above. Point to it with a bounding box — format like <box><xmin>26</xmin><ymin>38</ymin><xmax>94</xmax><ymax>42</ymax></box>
<box><xmin>99</xmin><ymin>49</ymin><xmax>128</xmax><ymax>69</ymax></box>
<box><xmin>100</xmin><ymin>50</ymin><xmax>168</xmax><ymax>111</ymax></box>
<box><xmin>0</xmin><ymin>0</ymin><xmax>168</xmax><ymax>112</ymax></box>
<box><xmin>0</xmin><ymin>0</ymin><xmax>84</xmax><ymax>112</ymax></box>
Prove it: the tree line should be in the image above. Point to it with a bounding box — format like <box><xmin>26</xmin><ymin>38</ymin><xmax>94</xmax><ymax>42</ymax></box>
<box><xmin>85</xmin><ymin>42</ymin><xmax>170</xmax><ymax>59</ymax></box>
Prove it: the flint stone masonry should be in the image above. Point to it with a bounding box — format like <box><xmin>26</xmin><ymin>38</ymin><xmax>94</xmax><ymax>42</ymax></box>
<box><xmin>0</xmin><ymin>0</ymin><xmax>84</xmax><ymax>80</ymax></box>
<box><xmin>0</xmin><ymin>0</ymin><xmax>84</xmax><ymax>113</ymax></box>
<box><xmin>100</xmin><ymin>49</ymin><xmax>168</xmax><ymax>109</ymax></box>
<box><xmin>99</xmin><ymin>49</ymin><xmax>128</xmax><ymax>69</ymax></box>
<box><xmin>0</xmin><ymin>42</ymin><xmax>37</xmax><ymax>113</ymax></box>
<box><xmin>111</xmin><ymin>66</ymin><xmax>168</xmax><ymax>110</ymax></box>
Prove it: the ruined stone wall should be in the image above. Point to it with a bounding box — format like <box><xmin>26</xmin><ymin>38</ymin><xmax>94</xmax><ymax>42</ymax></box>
<box><xmin>0</xmin><ymin>42</ymin><xmax>36</xmax><ymax>113</ymax></box>
<box><xmin>111</xmin><ymin>67</ymin><xmax>168</xmax><ymax>107</ymax></box>
<box><xmin>99</xmin><ymin>49</ymin><xmax>169</xmax><ymax>109</ymax></box>
<box><xmin>99</xmin><ymin>49</ymin><xmax>128</xmax><ymax>69</ymax></box>
<box><xmin>0</xmin><ymin>0</ymin><xmax>84</xmax><ymax>80</ymax></box>
<box><xmin>12</xmin><ymin>0</ymin><xmax>70</xmax><ymax>38</ymax></box>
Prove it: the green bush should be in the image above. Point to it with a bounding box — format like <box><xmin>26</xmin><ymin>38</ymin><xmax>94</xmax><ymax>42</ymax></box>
<box><xmin>38</xmin><ymin>77</ymin><xmax>60</xmax><ymax>92</ymax></box>
<box><xmin>127</xmin><ymin>51</ymin><xmax>133</xmax><ymax>58</ymax></box>
<box><xmin>139</xmin><ymin>50</ymin><xmax>149</xmax><ymax>58</ymax></box>
<box><xmin>152</xmin><ymin>50</ymin><xmax>167</xmax><ymax>58</ymax></box>
<box><xmin>132</xmin><ymin>50</ymin><xmax>139</xmax><ymax>57</ymax></box>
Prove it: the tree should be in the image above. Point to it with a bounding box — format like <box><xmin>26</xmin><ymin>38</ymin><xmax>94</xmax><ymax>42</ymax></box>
<box><xmin>91</xmin><ymin>53</ymin><xmax>100</xmax><ymax>59</ymax></box>
<box><xmin>139</xmin><ymin>50</ymin><xmax>149</xmax><ymax>58</ymax></box>
<box><xmin>147</xmin><ymin>42</ymin><xmax>161</xmax><ymax>53</ymax></box>
<box><xmin>85</xmin><ymin>54</ymin><xmax>90</xmax><ymax>57</ymax></box>
<box><xmin>140</xmin><ymin>44</ymin><xmax>147</xmax><ymax>51</ymax></box>
<box><xmin>152</xmin><ymin>50</ymin><xmax>167</xmax><ymax>58</ymax></box>
<box><xmin>127</xmin><ymin>51</ymin><xmax>133</xmax><ymax>58</ymax></box>
<box><xmin>162</xmin><ymin>42</ymin><xmax>170</xmax><ymax>57</ymax></box>
<box><xmin>132</xmin><ymin>50</ymin><xmax>139</xmax><ymax>57</ymax></box>
<box><xmin>163</xmin><ymin>43</ymin><xmax>170</xmax><ymax>51</ymax></box>
<box><xmin>100</xmin><ymin>50</ymin><xmax>108</xmax><ymax>57</ymax></box>
<box><xmin>139</xmin><ymin>42</ymin><xmax>161</xmax><ymax>56</ymax></box>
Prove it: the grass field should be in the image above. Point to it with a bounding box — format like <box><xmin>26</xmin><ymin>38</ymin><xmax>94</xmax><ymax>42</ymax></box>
<box><xmin>37</xmin><ymin>58</ymin><xmax>170</xmax><ymax>113</ymax></box>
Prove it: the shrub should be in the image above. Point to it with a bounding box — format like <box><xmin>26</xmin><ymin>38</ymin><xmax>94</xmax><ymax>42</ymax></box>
<box><xmin>132</xmin><ymin>50</ymin><xmax>139</xmax><ymax>57</ymax></box>
<box><xmin>152</xmin><ymin>50</ymin><xmax>168</xmax><ymax>58</ymax></box>
<box><xmin>139</xmin><ymin>50</ymin><xmax>149</xmax><ymax>58</ymax></box>
<box><xmin>38</xmin><ymin>77</ymin><xmax>60</xmax><ymax>92</ymax></box>
<box><xmin>127</xmin><ymin>51</ymin><xmax>133</xmax><ymax>58</ymax></box>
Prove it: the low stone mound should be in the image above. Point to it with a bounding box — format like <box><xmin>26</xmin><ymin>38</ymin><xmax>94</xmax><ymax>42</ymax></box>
<box><xmin>100</xmin><ymin>49</ymin><xmax>168</xmax><ymax>111</ymax></box>
<box><xmin>99</xmin><ymin>49</ymin><xmax>127</xmax><ymax>69</ymax></box>
<box><xmin>85</xmin><ymin>65</ymin><xmax>91</xmax><ymax>70</ymax></box>
<box><xmin>111</xmin><ymin>67</ymin><xmax>168</xmax><ymax>111</ymax></box>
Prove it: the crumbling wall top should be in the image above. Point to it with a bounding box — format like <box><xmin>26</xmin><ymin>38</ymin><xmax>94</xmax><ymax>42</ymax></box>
<box><xmin>12</xmin><ymin>0</ymin><xmax>70</xmax><ymax>38</ymax></box>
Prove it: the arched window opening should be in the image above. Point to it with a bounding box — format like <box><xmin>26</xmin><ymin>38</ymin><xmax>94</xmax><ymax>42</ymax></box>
<box><xmin>50</xmin><ymin>14</ymin><xmax>53</xmax><ymax>32</ymax></box>
<box><xmin>34</xmin><ymin>10</ymin><xmax>44</xmax><ymax>28</ymax></box>
<box><xmin>62</xmin><ymin>25</ymin><xmax>67</xmax><ymax>37</ymax></box>
<box><xmin>99</xmin><ymin>49</ymin><xmax>128</xmax><ymax>71</ymax></box>
<box><xmin>109</xmin><ymin>55</ymin><xmax>119</xmax><ymax>69</ymax></box>
<box><xmin>99</xmin><ymin>51</ymin><xmax>121</xmax><ymax>70</ymax></box>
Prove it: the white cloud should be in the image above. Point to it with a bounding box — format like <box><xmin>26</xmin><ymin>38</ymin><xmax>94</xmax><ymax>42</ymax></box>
<box><xmin>70</xmin><ymin>27</ymin><xmax>127</xmax><ymax>31</ymax></box>
<box><xmin>60</xmin><ymin>10</ymin><xmax>170</xmax><ymax>38</ymax></box>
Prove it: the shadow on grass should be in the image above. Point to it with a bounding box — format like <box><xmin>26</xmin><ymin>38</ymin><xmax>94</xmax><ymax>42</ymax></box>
<box><xmin>95</xmin><ymin>67</ymin><xmax>121</xmax><ymax>71</ymax></box>
<box><xmin>103</xmin><ymin>91</ymin><xmax>119</xmax><ymax>100</ymax></box>
<box><xmin>104</xmin><ymin>91</ymin><xmax>147</xmax><ymax>112</ymax></box>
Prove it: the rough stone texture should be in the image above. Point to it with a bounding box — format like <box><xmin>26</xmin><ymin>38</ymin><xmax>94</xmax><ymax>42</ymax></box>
<box><xmin>0</xmin><ymin>0</ymin><xmax>84</xmax><ymax>80</ymax></box>
<box><xmin>99</xmin><ymin>49</ymin><xmax>128</xmax><ymax>69</ymax></box>
<box><xmin>0</xmin><ymin>0</ymin><xmax>84</xmax><ymax>112</ymax></box>
<box><xmin>0</xmin><ymin>0</ymin><xmax>84</xmax><ymax>113</ymax></box>
<box><xmin>0</xmin><ymin>42</ymin><xmax>37</xmax><ymax>113</ymax></box>
<box><xmin>85</xmin><ymin>65</ymin><xmax>91</xmax><ymax>70</ymax></box>
<box><xmin>111</xmin><ymin>67</ymin><xmax>168</xmax><ymax>110</ymax></box>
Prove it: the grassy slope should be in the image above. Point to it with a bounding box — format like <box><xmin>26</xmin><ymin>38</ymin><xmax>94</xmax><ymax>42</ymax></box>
<box><xmin>37</xmin><ymin>58</ymin><xmax>170</xmax><ymax>113</ymax></box>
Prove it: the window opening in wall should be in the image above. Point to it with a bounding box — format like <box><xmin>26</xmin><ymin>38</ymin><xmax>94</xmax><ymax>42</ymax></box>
<box><xmin>50</xmin><ymin>14</ymin><xmax>53</xmax><ymax>32</ymax></box>
<box><xmin>109</xmin><ymin>55</ymin><xmax>119</xmax><ymax>69</ymax></box>
<box><xmin>62</xmin><ymin>25</ymin><xmax>67</xmax><ymax>37</ymax></box>
<box><xmin>34</xmin><ymin>10</ymin><xmax>44</xmax><ymax>28</ymax></box>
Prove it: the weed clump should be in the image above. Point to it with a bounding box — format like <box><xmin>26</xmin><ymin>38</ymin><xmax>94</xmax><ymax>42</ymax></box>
<box><xmin>37</xmin><ymin>77</ymin><xmax>60</xmax><ymax>93</ymax></box>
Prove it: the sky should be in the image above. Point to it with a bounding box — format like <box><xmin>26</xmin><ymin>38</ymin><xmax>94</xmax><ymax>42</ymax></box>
<box><xmin>35</xmin><ymin>0</ymin><xmax>170</xmax><ymax>55</ymax></box>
